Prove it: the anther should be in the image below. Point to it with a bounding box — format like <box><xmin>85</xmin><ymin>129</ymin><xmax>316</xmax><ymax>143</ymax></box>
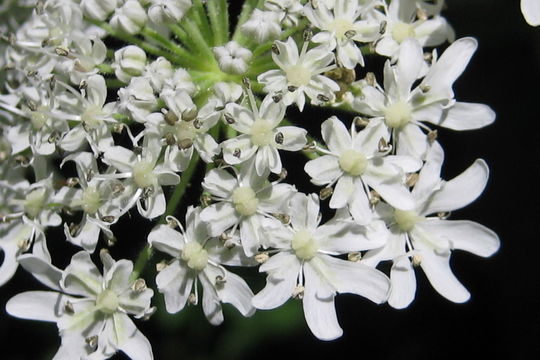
<box><xmin>379</xmin><ymin>20</ymin><xmax>387</xmax><ymax>34</ymax></box>
<box><xmin>182</xmin><ymin>108</ymin><xmax>198</xmax><ymax>122</ymax></box>
<box><xmin>224</xmin><ymin>113</ymin><xmax>235</xmax><ymax>124</ymax></box>
<box><xmin>101</xmin><ymin>215</ymin><xmax>115</xmax><ymax>223</ymax></box>
<box><xmin>271</xmin><ymin>43</ymin><xmax>280</xmax><ymax>55</ymax></box>
<box><xmin>348</xmin><ymin>252</ymin><xmax>362</xmax><ymax>262</ymax></box>
<box><xmin>233</xmin><ymin>148</ymin><xmax>241</xmax><ymax>158</ymax></box>
<box><xmin>164</xmin><ymin>110</ymin><xmax>178</xmax><ymax>125</ymax></box>
<box><xmin>292</xmin><ymin>285</ymin><xmax>305</xmax><ymax>299</ymax></box>
<box><xmin>317</xmin><ymin>94</ymin><xmax>330</xmax><ymax>102</ymax></box>
<box><xmin>365</xmin><ymin>72</ymin><xmax>376</xmax><ymax>86</ymax></box>
<box><xmin>274</xmin><ymin>132</ymin><xmax>284</xmax><ymax>144</ymax></box>
<box><xmin>64</xmin><ymin>301</ymin><xmax>75</xmax><ymax>314</ymax></box>
<box><xmin>288</xmin><ymin>85</ymin><xmax>298</xmax><ymax>92</ymax></box>
<box><xmin>406</xmin><ymin>173</ymin><xmax>419</xmax><ymax>187</ymax></box>
<box><xmin>66</xmin><ymin>177</ymin><xmax>79</xmax><ymax>187</ymax></box>
<box><xmin>354</xmin><ymin>116</ymin><xmax>370</xmax><ymax>128</ymax></box>
<box><xmin>177</xmin><ymin>138</ymin><xmax>193</xmax><ymax>150</ymax></box>
<box><xmin>427</xmin><ymin>129</ymin><xmax>438</xmax><ymax>144</ymax></box>
<box><xmin>255</xmin><ymin>252</ymin><xmax>269</xmax><ymax>264</ymax></box>
<box><xmin>131</xmin><ymin>278</ymin><xmax>147</xmax><ymax>293</ymax></box>
<box><xmin>86</xmin><ymin>335</ymin><xmax>98</xmax><ymax>348</ymax></box>
<box><xmin>272</xmin><ymin>93</ymin><xmax>283</xmax><ymax>103</ymax></box>
<box><xmin>369</xmin><ymin>190</ymin><xmax>380</xmax><ymax>206</ymax></box>
<box><xmin>319</xmin><ymin>187</ymin><xmax>333</xmax><ymax>200</ymax></box>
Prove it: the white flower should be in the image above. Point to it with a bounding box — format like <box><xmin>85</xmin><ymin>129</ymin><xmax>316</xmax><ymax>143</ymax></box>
<box><xmin>110</xmin><ymin>0</ymin><xmax>148</xmax><ymax>35</ymax></box>
<box><xmin>352</xmin><ymin>38</ymin><xmax>495</xmax><ymax>159</ymax></box>
<box><xmin>160</xmin><ymin>68</ymin><xmax>197</xmax><ymax>99</ymax></box>
<box><xmin>362</xmin><ymin>142</ymin><xmax>500</xmax><ymax>308</ymax></box>
<box><xmin>143</xmin><ymin>57</ymin><xmax>174</xmax><ymax>92</ymax></box>
<box><xmin>221</xmin><ymin>93</ymin><xmax>307</xmax><ymax>175</ymax></box>
<box><xmin>148</xmin><ymin>0</ymin><xmax>192</xmax><ymax>24</ymax></box>
<box><xmin>200</xmin><ymin>160</ymin><xmax>296</xmax><ymax>256</ymax></box>
<box><xmin>304</xmin><ymin>0</ymin><xmax>380</xmax><ymax>69</ymax></box>
<box><xmin>305</xmin><ymin>116</ymin><xmax>422</xmax><ymax>224</ymax></box>
<box><xmin>101</xmin><ymin>132</ymin><xmax>180</xmax><ymax>219</ymax></box>
<box><xmin>258</xmin><ymin>37</ymin><xmax>339</xmax><ymax>111</ymax></box>
<box><xmin>264</xmin><ymin>0</ymin><xmax>304</xmax><ymax>28</ymax></box>
<box><xmin>117</xmin><ymin>77</ymin><xmax>157</xmax><ymax>123</ymax></box>
<box><xmin>213</xmin><ymin>41</ymin><xmax>253</xmax><ymax>75</ymax></box>
<box><xmin>59</xmin><ymin>75</ymin><xmax>116</xmax><ymax>155</ymax></box>
<box><xmin>59</xmin><ymin>152</ymin><xmax>123</xmax><ymax>253</ymax></box>
<box><xmin>252</xmin><ymin>193</ymin><xmax>390</xmax><ymax>340</ymax></box>
<box><xmin>241</xmin><ymin>8</ymin><xmax>282</xmax><ymax>43</ymax></box>
<box><xmin>148</xmin><ymin>207</ymin><xmax>256</xmax><ymax>324</ymax></box>
<box><xmin>113</xmin><ymin>45</ymin><xmax>148</xmax><ymax>84</ymax></box>
<box><xmin>374</xmin><ymin>0</ymin><xmax>453</xmax><ymax>59</ymax></box>
<box><xmin>147</xmin><ymin>91</ymin><xmax>221</xmax><ymax>171</ymax></box>
<box><xmin>6</xmin><ymin>251</ymin><xmax>154</xmax><ymax>360</ymax></box>
<box><xmin>522</xmin><ymin>0</ymin><xmax>540</xmax><ymax>26</ymax></box>
<box><xmin>81</xmin><ymin>0</ymin><xmax>119</xmax><ymax>21</ymax></box>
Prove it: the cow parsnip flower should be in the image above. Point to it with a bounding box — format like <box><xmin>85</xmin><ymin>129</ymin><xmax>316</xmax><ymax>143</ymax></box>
<box><xmin>6</xmin><ymin>250</ymin><xmax>154</xmax><ymax>359</ymax></box>
<box><xmin>0</xmin><ymin>0</ymin><xmax>500</xmax><ymax>356</ymax></box>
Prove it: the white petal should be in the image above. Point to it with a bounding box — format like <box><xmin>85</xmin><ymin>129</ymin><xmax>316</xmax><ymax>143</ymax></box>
<box><xmin>419</xmin><ymin>219</ymin><xmax>500</xmax><ymax>257</ymax></box>
<box><xmin>289</xmin><ymin>193</ymin><xmax>320</xmax><ymax>231</ymax></box>
<box><xmin>199</xmin><ymin>272</ymin><xmax>224</xmax><ymax>325</ymax></box>
<box><xmin>200</xmin><ymin>202</ymin><xmax>238</xmax><ymax>237</ymax></box>
<box><xmin>18</xmin><ymin>254</ymin><xmax>63</xmax><ymax>291</ymax></box>
<box><xmin>208</xmin><ymin>266</ymin><xmax>255</xmax><ymax>317</ymax></box>
<box><xmin>422</xmin><ymin>159</ymin><xmax>489</xmax><ymax>215</ymax></box>
<box><xmin>397</xmin><ymin>38</ymin><xmax>424</xmax><ymax>99</ymax></box>
<box><xmin>304</xmin><ymin>155</ymin><xmax>342</xmax><ymax>186</ymax></box>
<box><xmin>321</xmin><ymin>255</ymin><xmax>390</xmax><ymax>304</ymax></box>
<box><xmin>62</xmin><ymin>251</ymin><xmax>103</xmax><ymax>297</ymax></box>
<box><xmin>522</xmin><ymin>0</ymin><xmax>540</xmax><ymax>26</ymax></box>
<box><xmin>119</xmin><ymin>325</ymin><xmax>154</xmax><ymax>360</ymax></box>
<box><xmin>302</xmin><ymin>260</ymin><xmax>342</xmax><ymax>341</ymax></box>
<box><xmin>395</xmin><ymin>123</ymin><xmax>428</xmax><ymax>159</ymax></box>
<box><xmin>434</xmin><ymin>102</ymin><xmax>496</xmax><ymax>130</ymax></box>
<box><xmin>239</xmin><ymin>215</ymin><xmax>262</xmax><ymax>256</ymax></box>
<box><xmin>147</xmin><ymin>224</ymin><xmax>183</xmax><ymax>257</ymax></box>
<box><xmin>348</xmin><ymin>180</ymin><xmax>373</xmax><ymax>225</ymax></box>
<box><xmin>412</xmin><ymin>141</ymin><xmax>444</xmax><ymax>204</ymax></box>
<box><xmin>202</xmin><ymin>168</ymin><xmax>237</xmax><ymax>198</ymax></box>
<box><xmin>417</xmin><ymin>244</ymin><xmax>470</xmax><ymax>303</ymax></box>
<box><xmin>329</xmin><ymin>175</ymin><xmax>355</xmax><ymax>209</ymax></box>
<box><xmin>156</xmin><ymin>261</ymin><xmax>193</xmax><ymax>313</ymax></box>
<box><xmin>6</xmin><ymin>291</ymin><xmax>66</xmax><ymax>322</ymax></box>
<box><xmin>388</xmin><ymin>256</ymin><xmax>416</xmax><ymax>309</ymax></box>
<box><xmin>422</xmin><ymin>37</ymin><xmax>477</xmax><ymax>99</ymax></box>
<box><xmin>275</xmin><ymin>126</ymin><xmax>307</xmax><ymax>151</ymax></box>
<box><xmin>321</xmin><ymin>116</ymin><xmax>352</xmax><ymax>154</ymax></box>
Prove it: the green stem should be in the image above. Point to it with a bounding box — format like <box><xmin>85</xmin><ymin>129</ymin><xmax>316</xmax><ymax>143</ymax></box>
<box><xmin>97</xmin><ymin>63</ymin><xmax>114</xmax><ymax>74</ymax></box>
<box><xmin>207</xmin><ymin>0</ymin><xmax>229</xmax><ymax>46</ymax></box>
<box><xmin>140</xmin><ymin>27</ymin><xmax>201</xmax><ymax>68</ymax></box>
<box><xmin>182</xmin><ymin>18</ymin><xmax>217</xmax><ymax>63</ymax></box>
<box><xmin>192</xmin><ymin>0</ymin><xmax>215</xmax><ymax>46</ymax></box>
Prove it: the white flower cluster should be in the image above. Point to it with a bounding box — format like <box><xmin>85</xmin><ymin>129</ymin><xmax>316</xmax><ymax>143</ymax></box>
<box><xmin>0</xmin><ymin>0</ymin><xmax>500</xmax><ymax>358</ymax></box>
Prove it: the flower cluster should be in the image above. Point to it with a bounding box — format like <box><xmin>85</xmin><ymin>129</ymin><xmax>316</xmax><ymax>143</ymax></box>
<box><xmin>0</xmin><ymin>0</ymin><xmax>500</xmax><ymax>358</ymax></box>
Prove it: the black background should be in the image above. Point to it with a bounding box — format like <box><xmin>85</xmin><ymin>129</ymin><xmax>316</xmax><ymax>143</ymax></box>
<box><xmin>1</xmin><ymin>1</ymin><xmax>539</xmax><ymax>359</ymax></box>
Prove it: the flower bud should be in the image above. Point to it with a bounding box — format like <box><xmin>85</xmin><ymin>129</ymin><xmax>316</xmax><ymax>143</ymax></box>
<box><xmin>148</xmin><ymin>0</ymin><xmax>192</xmax><ymax>24</ymax></box>
<box><xmin>113</xmin><ymin>45</ymin><xmax>147</xmax><ymax>83</ymax></box>
<box><xmin>110</xmin><ymin>0</ymin><xmax>148</xmax><ymax>35</ymax></box>
<box><xmin>81</xmin><ymin>0</ymin><xmax>118</xmax><ymax>21</ymax></box>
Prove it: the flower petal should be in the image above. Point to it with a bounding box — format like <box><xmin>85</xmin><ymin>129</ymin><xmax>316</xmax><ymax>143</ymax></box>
<box><xmin>388</xmin><ymin>256</ymin><xmax>416</xmax><ymax>309</ymax></box>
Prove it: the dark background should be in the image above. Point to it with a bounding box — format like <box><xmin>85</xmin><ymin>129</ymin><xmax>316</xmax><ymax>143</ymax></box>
<box><xmin>1</xmin><ymin>1</ymin><xmax>539</xmax><ymax>359</ymax></box>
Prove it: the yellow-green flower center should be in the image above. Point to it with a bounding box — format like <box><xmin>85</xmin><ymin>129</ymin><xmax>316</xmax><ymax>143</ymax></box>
<box><xmin>24</xmin><ymin>188</ymin><xmax>47</xmax><ymax>219</ymax></box>
<box><xmin>391</xmin><ymin>22</ymin><xmax>416</xmax><ymax>44</ymax></box>
<box><xmin>132</xmin><ymin>160</ymin><xmax>156</xmax><ymax>188</ymax></box>
<box><xmin>339</xmin><ymin>149</ymin><xmax>368</xmax><ymax>176</ymax></box>
<box><xmin>250</xmin><ymin>119</ymin><xmax>274</xmax><ymax>146</ymax></box>
<box><xmin>81</xmin><ymin>105</ymin><xmax>103</xmax><ymax>129</ymax></box>
<box><xmin>232</xmin><ymin>186</ymin><xmax>259</xmax><ymax>216</ymax></box>
<box><xmin>384</xmin><ymin>101</ymin><xmax>413</xmax><ymax>129</ymax></box>
<box><xmin>181</xmin><ymin>241</ymin><xmax>209</xmax><ymax>271</ymax></box>
<box><xmin>329</xmin><ymin>18</ymin><xmax>355</xmax><ymax>40</ymax></box>
<box><xmin>285</xmin><ymin>64</ymin><xmax>312</xmax><ymax>87</ymax></box>
<box><xmin>394</xmin><ymin>209</ymin><xmax>423</xmax><ymax>232</ymax></box>
<box><xmin>96</xmin><ymin>289</ymin><xmax>119</xmax><ymax>315</ymax></box>
<box><xmin>81</xmin><ymin>186</ymin><xmax>101</xmax><ymax>215</ymax></box>
<box><xmin>292</xmin><ymin>229</ymin><xmax>318</xmax><ymax>261</ymax></box>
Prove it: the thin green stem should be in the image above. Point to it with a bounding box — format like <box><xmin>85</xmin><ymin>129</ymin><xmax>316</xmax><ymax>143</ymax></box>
<box><xmin>140</xmin><ymin>27</ymin><xmax>201</xmax><ymax>68</ymax></box>
<box><xmin>192</xmin><ymin>0</ymin><xmax>215</xmax><ymax>46</ymax></box>
<box><xmin>207</xmin><ymin>0</ymin><xmax>229</xmax><ymax>46</ymax></box>
<box><xmin>97</xmin><ymin>63</ymin><xmax>114</xmax><ymax>74</ymax></box>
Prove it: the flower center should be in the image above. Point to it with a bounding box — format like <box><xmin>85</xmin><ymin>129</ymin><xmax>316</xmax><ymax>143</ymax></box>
<box><xmin>175</xmin><ymin>120</ymin><xmax>197</xmax><ymax>142</ymax></box>
<box><xmin>132</xmin><ymin>160</ymin><xmax>157</xmax><ymax>188</ymax></box>
<box><xmin>81</xmin><ymin>105</ymin><xmax>103</xmax><ymax>129</ymax></box>
<box><xmin>329</xmin><ymin>18</ymin><xmax>354</xmax><ymax>40</ymax></box>
<box><xmin>394</xmin><ymin>209</ymin><xmax>422</xmax><ymax>232</ymax></box>
<box><xmin>285</xmin><ymin>64</ymin><xmax>312</xmax><ymax>87</ymax></box>
<box><xmin>181</xmin><ymin>241</ymin><xmax>209</xmax><ymax>271</ymax></box>
<box><xmin>339</xmin><ymin>149</ymin><xmax>368</xmax><ymax>176</ymax></box>
<box><xmin>391</xmin><ymin>22</ymin><xmax>416</xmax><ymax>44</ymax></box>
<box><xmin>292</xmin><ymin>229</ymin><xmax>318</xmax><ymax>261</ymax></box>
<box><xmin>81</xmin><ymin>186</ymin><xmax>101</xmax><ymax>215</ymax></box>
<box><xmin>232</xmin><ymin>186</ymin><xmax>259</xmax><ymax>216</ymax></box>
<box><xmin>250</xmin><ymin>119</ymin><xmax>274</xmax><ymax>146</ymax></box>
<box><xmin>30</xmin><ymin>106</ymin><xmax>49</xmax><ymax>130</ymax></box>
<box><xmin>384</xmin><ymin>101</ymin><xmax>413</xmax><ymax>129</ymax></box>
<box><xmin>96</xmin><ymin>289</ymin><xmax>119</xmax><ymax>315</ymax></box>
<box><xmin>24</xmin><ymin>188</ymin><xmax>46</xmax><ymax>219</ymax></box>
